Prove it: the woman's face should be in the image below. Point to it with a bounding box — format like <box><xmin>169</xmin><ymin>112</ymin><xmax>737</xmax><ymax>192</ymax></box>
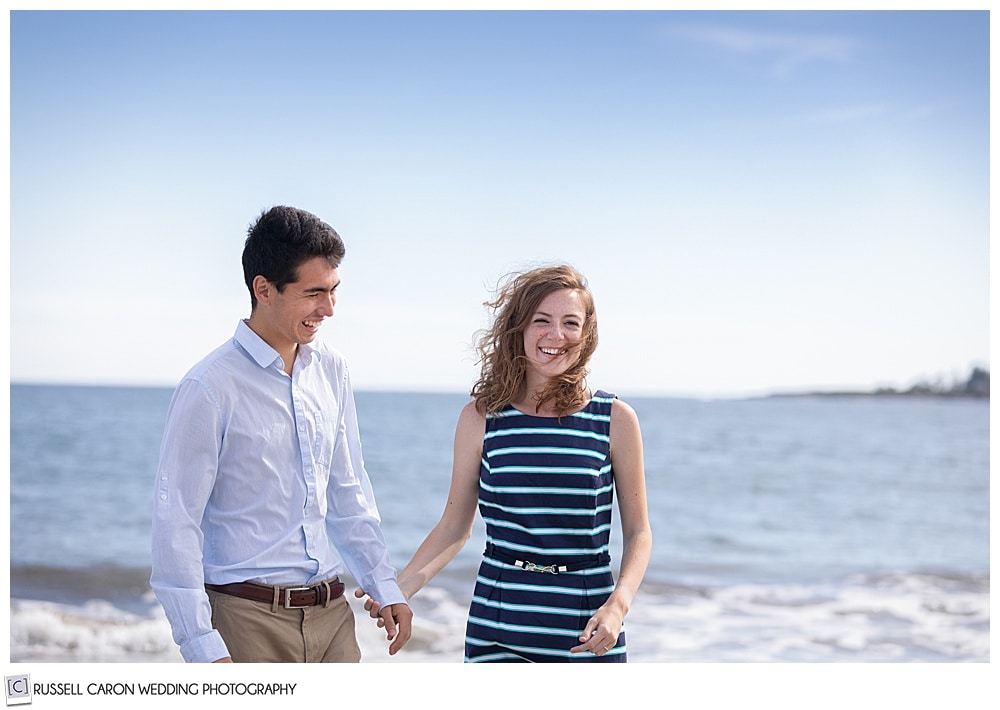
<box><xmin>521</xmin><ymin>288</ymin><xmax>587</xmax><ymax>381</ymax></box>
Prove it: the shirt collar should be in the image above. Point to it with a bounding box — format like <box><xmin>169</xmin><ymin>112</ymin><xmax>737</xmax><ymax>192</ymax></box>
<box><xmin>299</xmin><ymin>340</ymin><xmax>321</xmax><ymax>365</ymax></box>
<box><xmin>234</xmin><ymin>320</ymin><xmax>321</xmax><ymax>370</ymax></box>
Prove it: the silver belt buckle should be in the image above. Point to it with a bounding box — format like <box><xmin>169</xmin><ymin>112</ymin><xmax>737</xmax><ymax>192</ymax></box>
<box><xmin>283</xmin><ymin>586</ymin><xmax>314</xmax><ymax>609</ymax></box>
<box><xmin>518</xmin><ymin>560</ymin><xmax>559</xmax><ymax>574</ymax></box>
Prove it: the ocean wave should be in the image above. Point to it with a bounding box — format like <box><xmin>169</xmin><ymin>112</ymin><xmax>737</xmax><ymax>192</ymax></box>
<box><xmin>11</xmin><ymin>571</ymin><xmax>988</xmax><ymax>663</ymax></box>
<box><xmin>11</xmin><ymin>599</ymin><xmax>182</xmax><ymax>663</ymax></box>
<box><xmin>628</xmin><ymin>572</ymin><xmax>989</xmax><ymax>662</ymax></box>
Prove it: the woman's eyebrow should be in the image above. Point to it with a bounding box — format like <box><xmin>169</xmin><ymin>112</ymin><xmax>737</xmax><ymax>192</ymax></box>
<box><xmin>533</xmin><ymin>309</ymin><xmax>584</xmax><ymax>319</ymax></box>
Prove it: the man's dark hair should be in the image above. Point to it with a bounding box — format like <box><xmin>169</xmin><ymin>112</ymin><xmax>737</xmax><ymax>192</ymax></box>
<box><xmin>242</xmin><ymin>206</ymin><xmax>346</xmax><ymax>309</ymax></box>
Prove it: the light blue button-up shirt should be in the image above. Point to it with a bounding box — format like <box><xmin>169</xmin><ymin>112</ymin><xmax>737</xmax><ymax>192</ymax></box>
<box><xmin>151</xmin><ymin>320</ymin><xmax>404</xmax><ymax>662</ymax></box>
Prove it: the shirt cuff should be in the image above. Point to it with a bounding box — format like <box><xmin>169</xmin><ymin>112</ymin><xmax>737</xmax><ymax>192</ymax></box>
<box><xmin>365</xmin><ymin>578</ymin><xmax>407</xmax><ymax>607</ymax></box>
<box><xmin>180</xmin><ymin>629</ymin><xmax>231</xmax><ymax>663</ymax></box>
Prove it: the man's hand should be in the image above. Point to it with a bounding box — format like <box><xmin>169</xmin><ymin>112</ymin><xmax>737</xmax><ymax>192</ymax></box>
<box><xmin>354</xmin><ymin>587</ymin><xmax>384</xmax><ymax>624</ymax></box>
<box><xmin>354</xmin><ymin>589</ymin><xmax>412</xmax><ymax>655</ymax></box>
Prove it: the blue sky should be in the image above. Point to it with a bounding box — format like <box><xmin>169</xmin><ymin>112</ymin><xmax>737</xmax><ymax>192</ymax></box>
<box><xmin>9</xmin><ymin>9</ymin><xmax>990</xmax><ymax>398</ymax></box>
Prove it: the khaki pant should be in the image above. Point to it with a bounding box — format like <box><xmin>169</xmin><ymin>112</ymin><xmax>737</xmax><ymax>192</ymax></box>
<box><xmin>207</xmin><ymin>587</ymin><xmax>362</xmax><ymax>663</ymax></box>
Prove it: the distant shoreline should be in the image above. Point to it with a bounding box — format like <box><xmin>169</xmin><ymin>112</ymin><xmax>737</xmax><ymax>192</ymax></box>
<box><xmin>769</xmin><ymin>367</ymin><xmax>989</xmax><ymax>401</ymax></box>
<box><xmin>767</xmin><ymin>390</ymin><xmax>988</xmax><ymax>400</ymax></box>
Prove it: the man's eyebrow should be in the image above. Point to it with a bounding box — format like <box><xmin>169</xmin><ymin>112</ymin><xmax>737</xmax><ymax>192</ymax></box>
<box><xmin>302</xmin><ymin>281</ymin><xmax>340</xmax><ymax>293</ymax></box>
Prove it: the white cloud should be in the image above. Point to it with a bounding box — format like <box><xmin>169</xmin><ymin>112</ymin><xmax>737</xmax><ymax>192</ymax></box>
<box><xmin>665</xmin><ymin>23</ymin><xmax>862</xmax><ymax>77</ymax></box>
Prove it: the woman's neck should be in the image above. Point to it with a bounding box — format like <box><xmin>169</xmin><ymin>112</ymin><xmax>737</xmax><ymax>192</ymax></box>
<box><xmin>512</xmin><ymin>380</ymin><xmax>589</xmax><ymax>418</ymax></box>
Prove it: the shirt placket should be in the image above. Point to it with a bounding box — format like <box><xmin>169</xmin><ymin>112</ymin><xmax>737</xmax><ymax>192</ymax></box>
<box><xmin>290</xmin><ymin>368</ymin><xmax>323</xmax><ymax>573</ymax></box>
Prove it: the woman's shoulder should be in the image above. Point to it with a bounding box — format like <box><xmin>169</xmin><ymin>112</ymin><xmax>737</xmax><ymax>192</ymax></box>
<box><xmin>457</xmin><ymin>399</ymin><xmax>488</xmax><ymax>427</ymax></box>
<box><xmin>458</xmin><ymin>398</ymin><xmax>484</xmax><ymax>417</ymax></box>
<box><xmin>589</xmin><ymin>388</ymin><xmax>635</xmax><ymax>420</ymax></box>
<box><xmin>609</xmin><ymin>396</ymin><xmax>641</xmax><ymax>432</ymax></box>
<box><xmin>588</xmin><ymin>389</ymin><xmax>621</xmax><ymax>416</ymax></box>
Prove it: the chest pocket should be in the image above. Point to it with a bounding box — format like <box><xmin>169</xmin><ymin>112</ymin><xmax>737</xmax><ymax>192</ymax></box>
<box><xmin>311</xmin><ymin>407</ymin><xmax>340</xmax><ymax>469</ymax></box>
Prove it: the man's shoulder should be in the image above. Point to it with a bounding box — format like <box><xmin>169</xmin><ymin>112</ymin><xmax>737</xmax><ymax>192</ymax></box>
<box><xmin>180</xmin><ymin>335</ymin><xmax>244</xmax><ymax>385</ymax></box>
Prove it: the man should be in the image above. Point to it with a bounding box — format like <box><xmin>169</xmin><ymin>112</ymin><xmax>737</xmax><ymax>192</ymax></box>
<box><xmin>151</xmin><ymin>205</ymin><xmax>411</xmax><ymax>663</ymax></box>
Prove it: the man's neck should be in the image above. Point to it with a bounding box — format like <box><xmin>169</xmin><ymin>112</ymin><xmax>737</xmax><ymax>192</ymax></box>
<box><xmin>246</xmin><ymin>315</ymin><xmax>297</xmax><ymax>376</ymax></box>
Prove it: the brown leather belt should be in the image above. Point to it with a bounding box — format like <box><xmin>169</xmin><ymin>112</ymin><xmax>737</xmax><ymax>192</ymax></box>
<box><xmin>206</xmin><ymin>578</ymin><xmax>345</xmax><ymax>609</ymax></box>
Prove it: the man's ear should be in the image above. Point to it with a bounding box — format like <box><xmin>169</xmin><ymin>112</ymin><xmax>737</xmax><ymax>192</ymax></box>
<box><xmin>252</xmin><ymin>275</ymin><xmax>272</xmax><ymax>305</ymax></box>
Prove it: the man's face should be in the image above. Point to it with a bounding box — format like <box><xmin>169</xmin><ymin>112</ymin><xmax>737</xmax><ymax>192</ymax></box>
<box><xmin>252</xmin><ymin>256</ymin><xmax>340</xmax><ymax>356</ymax></box>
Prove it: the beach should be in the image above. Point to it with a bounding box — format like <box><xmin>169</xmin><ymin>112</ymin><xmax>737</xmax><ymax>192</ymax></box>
<box><xmin>9</xmin><ymin>385</ymin><xmax>989</xmax><ymax>666</ymax></box>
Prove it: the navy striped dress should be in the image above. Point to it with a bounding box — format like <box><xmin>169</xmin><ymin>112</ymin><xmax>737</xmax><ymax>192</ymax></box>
<box><xmin>464</xmin><ymin>390</ymin><xmax>627</xmax><ymax>662</ymax></box>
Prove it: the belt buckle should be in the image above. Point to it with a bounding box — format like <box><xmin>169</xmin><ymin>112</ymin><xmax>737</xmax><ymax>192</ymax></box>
<box><xmin>519</xmin><ymin>561</ymin><xmax>559</xmax><ymax>574</ymax></box>
<box><xmin>283</xmin><ymin>586</ymin><xmax>314</xmax><ymax>609</ymax></box>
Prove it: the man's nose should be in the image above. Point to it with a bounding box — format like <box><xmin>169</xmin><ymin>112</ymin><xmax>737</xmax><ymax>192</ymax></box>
<box><xmin>319</xmin><ymin>293</ymin><xmax>336</xmax><ymax>316</ymax></box>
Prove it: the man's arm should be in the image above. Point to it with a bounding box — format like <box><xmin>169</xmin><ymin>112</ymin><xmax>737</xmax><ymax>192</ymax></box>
<box><xmin>323</xmin><ymin>365</ymin><xmax>411</xmax><ymax>652</ymax></box>
<box><xmin>150</xmin><ymin>379</ymin><xmax>231</xmax><ymax>663</ymax></box>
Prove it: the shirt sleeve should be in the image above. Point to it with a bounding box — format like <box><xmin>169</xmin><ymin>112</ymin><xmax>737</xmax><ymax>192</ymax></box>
<box><xmin>324</xmin><ymin>365</ymin><xmax>406</xmax><ymax>608</ymax></box>
<box><xmin>149</xmin><ymin>378</ymin><xmax>232</xmax><ymax>663</ymax></box>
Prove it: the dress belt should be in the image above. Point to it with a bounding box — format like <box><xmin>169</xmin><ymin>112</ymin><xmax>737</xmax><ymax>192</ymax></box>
<box><xmin>206</xmin><ymin>578</ymin><xmax>344</xmax><ymax>609</ymax></box>
<box><xmin>484</xmin><ymin>543</ymin><xmax>610</xmax><ymax>574</ymax></box>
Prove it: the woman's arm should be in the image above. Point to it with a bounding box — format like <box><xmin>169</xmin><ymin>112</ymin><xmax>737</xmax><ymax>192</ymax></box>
<box><xmin>396</xmin><ymin>401</ymin><xmax>485</xmax><ymax>598</ymax></box>
<box><xmin>357</xmin><ymin>401</ymin><xmax>484</xmax><ymax>616</ymax></box>
<box><xmin>571</xmin><ymin>397</ymin><xmax>653</xmax><ymax>655</ymax></box>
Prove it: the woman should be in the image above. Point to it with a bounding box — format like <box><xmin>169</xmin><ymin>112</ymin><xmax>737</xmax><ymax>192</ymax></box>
<box><xmin>361</xmin><ymin>264</ymin><xmax>652</xmax><ymax>662</ymax></box>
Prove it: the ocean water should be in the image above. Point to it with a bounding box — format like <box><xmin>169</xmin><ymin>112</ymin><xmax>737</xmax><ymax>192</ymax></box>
<box><xmin>8</xmin><ymin>384</ymin><xmax>989</xmax><ymax>663</ymax></box>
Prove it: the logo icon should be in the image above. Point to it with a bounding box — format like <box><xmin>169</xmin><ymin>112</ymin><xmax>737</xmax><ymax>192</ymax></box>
<box><xmin>4</xmin><ymin>676</ymin><xmax>31</xmax><ymax>706</ymax></box>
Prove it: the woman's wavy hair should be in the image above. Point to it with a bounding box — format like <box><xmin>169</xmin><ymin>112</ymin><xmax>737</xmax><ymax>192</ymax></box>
<box><xmin>471</xmin><ymin>264</ymin><xmax>598</xmax><ymax>416</ymax></box>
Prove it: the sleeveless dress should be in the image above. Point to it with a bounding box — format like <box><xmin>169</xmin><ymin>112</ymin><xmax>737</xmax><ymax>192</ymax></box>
<box><xmin>464</xmin><ymin>390</ymin><xmax>627</xmax><ymax>662</ymax></box>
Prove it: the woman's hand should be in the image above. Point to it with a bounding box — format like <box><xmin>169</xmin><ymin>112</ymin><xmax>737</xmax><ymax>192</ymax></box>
<box><xmin>570</xmin><ymin>601</ymin><xmax>625</xmax><ymax>656</ymax></box>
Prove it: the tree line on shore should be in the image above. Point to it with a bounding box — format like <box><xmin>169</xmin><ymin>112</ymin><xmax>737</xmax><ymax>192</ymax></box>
<box><xmin>872</xmin><ymin>366</ymin><xmax>989</xmax><ymax>398</ymax></box>
<box><xmin>774</xmin><ymin>366</ymin><xmax>989</xmax><ymax>399</ymax></box>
